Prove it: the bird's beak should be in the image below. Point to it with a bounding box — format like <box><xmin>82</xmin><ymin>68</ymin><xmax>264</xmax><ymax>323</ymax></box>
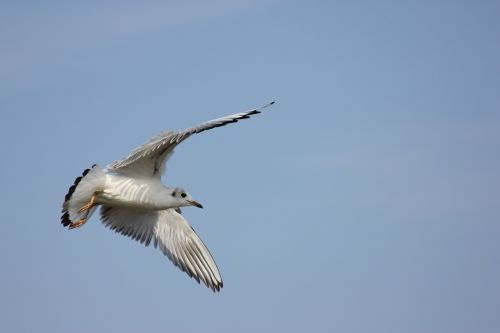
<box><xmin>187</xmin><ymin>199</ymin><xmax>203</xmax><ymax>209</ymax></box>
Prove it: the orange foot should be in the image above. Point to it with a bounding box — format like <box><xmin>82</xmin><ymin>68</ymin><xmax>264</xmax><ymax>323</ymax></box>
<box><xmin>69</xmin><ymin>219</ymin><xmax>87</xmax><ymax>229</ymax></box>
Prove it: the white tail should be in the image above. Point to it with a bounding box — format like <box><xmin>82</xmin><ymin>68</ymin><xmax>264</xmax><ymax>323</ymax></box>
<box><xmin>61</xmin><ymin>164</ymin><xmax>106</xmax><ymax>228</ymax></box>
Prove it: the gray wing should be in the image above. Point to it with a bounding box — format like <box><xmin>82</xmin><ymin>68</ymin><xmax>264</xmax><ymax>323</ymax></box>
<box><xmin>100</xmin><ymin>206</ymin><xmax>223</xmax><ymax>292</ymax></box>
<box><xmin>107</xmin><ymin>101</ymin><xmax>274</xmax><ymax>178</ymax></box>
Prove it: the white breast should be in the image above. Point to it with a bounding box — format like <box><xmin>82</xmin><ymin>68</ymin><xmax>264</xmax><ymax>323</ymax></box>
<box><xmin>97</xmin><ymin>173</ymin><xmax>170</xmax><ymax>210</ymax></box>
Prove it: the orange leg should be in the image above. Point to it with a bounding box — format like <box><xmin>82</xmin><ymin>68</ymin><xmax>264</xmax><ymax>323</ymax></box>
<box><xmin>78</xmin><ymin>194</ymin><xmax>96</xmax><ymax>213</ymax></box>
<box><xmin>69</xmin><ymin>194</ymin><xmax>97</xmax><ymax>229</ymax></box>
<box><xmin>69</xmin><ymin>219</ymin><xmax>86</xmax><ymax>229</ymax></box>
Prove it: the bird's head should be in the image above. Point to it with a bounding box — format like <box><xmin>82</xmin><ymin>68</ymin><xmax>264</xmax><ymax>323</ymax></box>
<box><xmin>170</xmin><ymin>187</ymin><xmax>203</xmax><ymax>209</ymax></box>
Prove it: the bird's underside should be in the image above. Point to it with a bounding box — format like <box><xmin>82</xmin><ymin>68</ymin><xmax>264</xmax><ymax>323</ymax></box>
<box><xmin>61</xmin><ymin>101</ymin><xmax>274</xmax><ymax>292</ymax></box>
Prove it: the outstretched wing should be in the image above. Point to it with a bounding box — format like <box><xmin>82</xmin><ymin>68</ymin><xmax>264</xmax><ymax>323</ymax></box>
<box><xmin>100</xmin><ymin>206</ymin><xmax>223</xmax><ymax>292</ymax></box>
<box><xmin>106</xmin><ymin>101</ymin><xmax>274</xmax><ymax>178</ymax></box>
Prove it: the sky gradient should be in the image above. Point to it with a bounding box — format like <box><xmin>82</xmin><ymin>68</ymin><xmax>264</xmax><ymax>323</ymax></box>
<box><xmin>1</xmin><ymin>1</ymin><xmax>500</xmax><ymax>332</ymax></box>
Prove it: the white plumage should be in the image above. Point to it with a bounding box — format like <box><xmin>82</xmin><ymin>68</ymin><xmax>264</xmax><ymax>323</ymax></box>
<box><xmin>61</xmin><ymin>101</ymin><xmax>274</xmax><ymax>292</ymax></box>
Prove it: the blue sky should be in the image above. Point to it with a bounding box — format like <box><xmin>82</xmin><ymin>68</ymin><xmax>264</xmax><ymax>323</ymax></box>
<box><xmin>1</xmin><ymin>1</ymin><xmax>499</xmax><ymax>332</ymax></box>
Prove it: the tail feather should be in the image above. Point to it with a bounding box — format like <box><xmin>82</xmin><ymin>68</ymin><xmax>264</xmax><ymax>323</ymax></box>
<box><xmin>61</xmin><ymin>164</ymin><xmax>105</xmax><ymax>228</ymax></box>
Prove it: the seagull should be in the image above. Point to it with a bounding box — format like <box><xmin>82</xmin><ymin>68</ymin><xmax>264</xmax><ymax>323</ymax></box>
<box><xmin>61</xmin><ymin>101</ymin><xmax>274</xmax><ymax>292</ymax></box>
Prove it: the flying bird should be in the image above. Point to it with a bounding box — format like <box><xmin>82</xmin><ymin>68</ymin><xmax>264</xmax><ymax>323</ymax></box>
<box><xmin>61</xmin><ymin>101</ymin><xmax>274</xmax><ymax>292</ymax></box>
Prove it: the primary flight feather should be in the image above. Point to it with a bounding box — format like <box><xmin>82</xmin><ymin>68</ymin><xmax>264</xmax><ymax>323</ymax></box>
<box><xmin>61</xmin><ymin>101</ymin><xmax>274</xmax><ymax>292</ymax></box>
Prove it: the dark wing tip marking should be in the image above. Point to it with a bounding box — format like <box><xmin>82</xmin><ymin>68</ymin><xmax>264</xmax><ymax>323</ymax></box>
<box><xmin>261</xmin><ymin>100</ymin><xmax>275</xmax><ymax>108</ymax></box>
<box><xmin>61</xmin><ymin>211</ymin><xmax>71</xmax><ymax>227</ymax></box>
<box><xmin>106</xmin><ymin>101</ymin><xmax>275</xmax><ymax>174</ymax></box>
<box><xmin>190</xmin><ymin>102</ymin><xmax>273</xmax><ymax>137</ymax></box>
<box><xmin>100</xmin><ymin>207</ymin><xmax>224</xmax><ymax>292</ymax></box>
<box><xmin>210</xmin><ymin>279</ymin><xmax>223</xmax><ymax>292</ymax></box>
<box><xmin>60</xmin><ymin>165</ymin><xmax>94</xmax><ymax>228</ymax></box>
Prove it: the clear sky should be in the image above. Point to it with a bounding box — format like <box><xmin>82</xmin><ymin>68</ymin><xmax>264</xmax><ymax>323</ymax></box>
<box><xmin>1</xmin><ymin>1</ymin><xmax>499</xmax><ymax>332</ymax></box>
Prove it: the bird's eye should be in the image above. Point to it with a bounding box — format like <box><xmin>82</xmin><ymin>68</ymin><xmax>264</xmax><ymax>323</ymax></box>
<box><xmin>172</xmin><ymin>191</ymin><xmax>176</xmax><ymax>197</ymax></box>
<box><xmin>181</xmin><ymin>193</ymin><xmax>187</xmax><ymax>198</ymax></box>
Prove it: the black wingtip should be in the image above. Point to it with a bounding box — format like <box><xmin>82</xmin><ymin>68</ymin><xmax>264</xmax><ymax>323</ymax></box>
<box><xmin>259</xmin><ymin>100</ymin><xmax>275</xmax><ymax>110</ymax></box>
<box><xmin>61</xmin><ymin>166</ymin><xmax>95</xmax><ymax>228</ymax></box>
<box><xmin>61</xmin><ymin>211</ymin><xmax>71</xmax><ymax>227</ymax></box>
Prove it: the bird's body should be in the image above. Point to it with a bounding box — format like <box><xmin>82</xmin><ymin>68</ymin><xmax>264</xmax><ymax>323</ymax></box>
<box><xmin>96</xmin><ymin>173</ymin><xmax>173</xmax><ymax>210</ymax></box>
<box><xmin>61</xmin><ymin>101</ymin><xmax>273</xmax><ymax>292</ymax></box>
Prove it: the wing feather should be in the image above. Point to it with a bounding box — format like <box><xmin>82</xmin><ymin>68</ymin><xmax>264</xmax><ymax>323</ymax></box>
<box><xmin>106</xmin><ymin>101</ymin><xmax>274</xmax><ymax>178</ymax></box>
<box><xmin>100</xmin><ymin>206</ymin><xmax>223</xmax><ymax>292</ymax></box>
